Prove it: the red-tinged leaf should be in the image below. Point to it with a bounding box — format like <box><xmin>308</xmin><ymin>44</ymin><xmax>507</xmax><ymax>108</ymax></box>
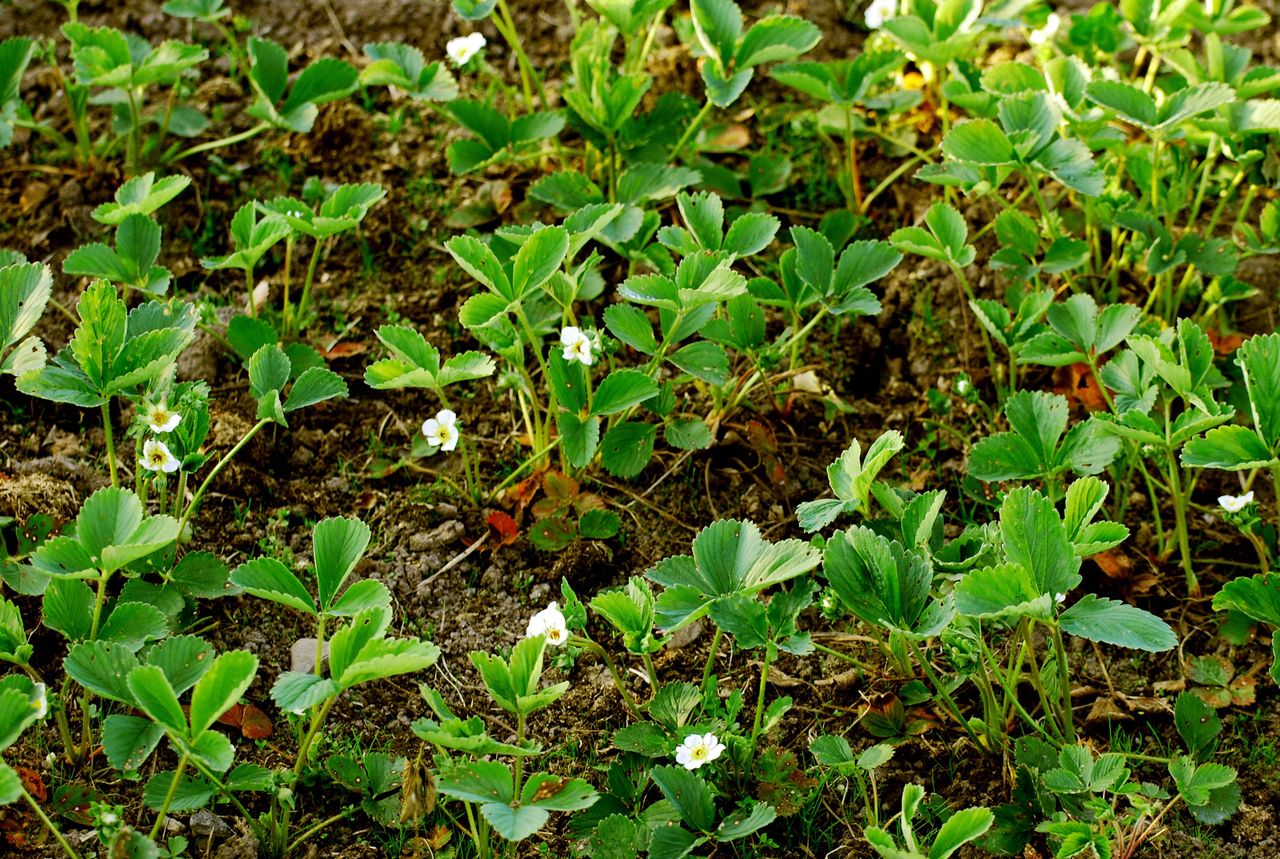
<box><xmin>1092</xmin><ymin>549</ymin><xmax>1132</xmax><ymax>579</ymax></box>
<box><xmin>16</xmin><ymin>768</ymin><xmax>44</xmax><ymax>802</ymax></box>
<box><xmin>1207</xmin><ymin>328</ymin><xmax>1245</xmax><ymax>357</ymax></box>
<box><xmin>239</xmin><ymin>703</ymin><xmax>274</xmax><ymax>739</ymax></box>
<box><xmin>1053</xmin><ymin>362</ymin><xmax>1107</xmax><ymax>412</ymax></box>
<box><xmin>319</xmin><ymin>341</ymin><xmax>368</xmax><ymax>359</ymax></box>
<box><xmin>506</xmin><ymin>469</ymin><xmax>545</xmax><ymax>513</ymax></box>
<box><xmin>487</xmin><ymin>511</ymin><xmax>519</xmax><ymax>548</ymax></box>
<box><xmin>51</xmin><ymin>783</ymin><xmax>100</xmax><ymax>825</ymax></box>
<box><xmin>747</xmin><ymin>420</ymin><xmax>787</xmax><ymax>483</ymax></box>
<box><xmin>218</xmin><ymin>701</ymin><xmax>275</xmax><ymax>738</ymax></box>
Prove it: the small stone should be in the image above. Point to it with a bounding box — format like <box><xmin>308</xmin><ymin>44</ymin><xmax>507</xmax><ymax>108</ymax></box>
<box><xmin>408</xmin><ymin>520</ymin><xmax>464</xmax><ymax>552</ymax></box>
<box><xmin>290</xmin><ymin>637</ymin><xmax>329</xmax><ymax>674</ymax></box>
<box><xmin>667</xmin><ymin>619</ymin><xmax>704</xmax><ymax>651</ymax></box>
<box><xmin>190</xmin><ymin>810</ymin><xmax>234</xmax><ymax>841</ymax></box>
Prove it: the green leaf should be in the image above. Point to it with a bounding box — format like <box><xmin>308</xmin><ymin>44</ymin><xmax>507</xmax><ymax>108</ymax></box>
<box><xmin>143</xmin><ymin>771</ymin><xmax>216</xmax><ymax>812</ymax></box>
<box><xmin>1238</xmin><ymin>333</ymin><xmax>1280</xmax><ymax>448</ymax></box>
<box><xmin>447</xmin><ymin>234</ymin><xmax>512</xmax><ymax>300</ymax></box>
<box><xmin>942</xmin><ymin>118</ymin><xmax>1014</xmax><ymax>164</ymax></box>
<box><xmin>230</xmin><ymin>557</ymin><xmax>317</xmax><ymax>615</ymax></box>
<box><xmin>41</xmin><ymin>579</ymin><xmax>94</xmax><ymax>641</ymax></box>
<box><xmin>271</xmin><ymin>671</ymin><xmax>339</xmax><ymax>714</ymax></box>
<box><xmin>127</xmin><ymin>665</ymin><xmax>187</xmax><ymax>735</ymax></box>
<box><xmin>283</xmin><ymin>366</ymin><xmax>348</xmax><ymax>412</ymax></box>
<box><xmin>590</xmin><ymin>371</ymin><xmax>659</xmax><ymax>416</ymax></box>
<box><xmin>481</xmin><ymin>803</ymin><xmax>549</xmax><ymax>841</ymax></box>
<box><xmin>723</xmin><ymin>212</ymin><xmax>779</xmax><ymax>257</ymax></box>
<box><xmin>557</xmin><ymin>412</ymin><xmax>599</xmax><ymax>469</ymax></box>
<box><xmin>717</xmin><ymin>801</ymin><xmax>777</xmax><ymax>840</ymax></box>
<box><xmin>1059</xmin><ymin>594</ymin><xmax>1176</xmax><ymax>651</ymax></box>
<box><xmin>103</xmin><ymin>714</ymin><xmax>165</xmax><ymax>773</ymax></box>
<box><xmin>146</xmin><ymin>635</ymin><xmax>213</xmax><ymax>696</ymax></box>
<box><xmin>1175</xmin><ymin>691</ymin><xmax>1222</xmax><ymax>761</ymax></box>
<box><xmin>1182</xmin><ymin>425</ymin><xmax>1276</xmax><ymax>470</ymax></box>
<box><xmin>600</xmin><ymin>421</ymin><xmax>657</xmax><ymax>478</ymax></box>
<box><xmin>512</xmin><ymin>227</ymin><xmax>569</xmax><ymax>299</ymax></box>
<box><xmin>438</xmin><ymin>759</ymin><xmax>514</xmax><ymax>805</ymax></box>
<box><xmin>189</xmin><ymin>650</ymin><xmax>258</xmax><ymax>736</ymax></box>
<box><xmin>822</xmin><ymin>526</ymin><xmax>951</xmax><ymax>637</ymax></box>
<box><xmin>736</xmin><ymin>16</ymin><xmax>820</xmax><ymax>68</ymax></box>
<box><xmin>690</xmin><ymin>0</ymin><xmax>742</xmax><ymax>69</ymax></box>
<box><xmin>64</xmin><ymin>641</ymin><xmax>139</xmax><ymax>704</ymax></box>
<box><xmin>955</xmin><ymin>563</ymin><xmax>1052</xmax><ymax>620</ymax></box>
<box><xmin>650</xmin><ymin>765</ymin><xmax>716</xmax><ymax>832</ymax></box>
<box><xmin>668</xmin><ymin>341</ymin><xmax>728</xmax><ymax>385</ymax></box>
<box><xmin>98</xmin><ymin>602</ymin><xmax>168</xmax><ymax>651</ymax></box>
<box><xmin>0</xmin><ymin>262</ymin><xmax>52</xmax><ymax>375</ymax></box>
<box><xmin>1211</xmin><ymin>573</ymin><xmax>1280</xmax><ymax>627</ymax></box>
<box><xmin>929</xmin><ymin>807</ymin><xmax>994</xmax><ymax>859</ymax></box>
<box><xmin>998</xmin><ymin>487</ymin><xmax>1082</xmax><ymax>598</ymax></box>
<box><xmin>604</xmin><ymin>304</ymin><xmax>657</xmax><ymax>355</ymax></box>
<box><xmin>312</xmin><ymin>516</ymin><xmax>371</xmax><ymax>612</ymax></box>
<box><xmin>1086</xmin><ymin>80</ymin><xmax>1158</xmax><ymax>127</ymax></box>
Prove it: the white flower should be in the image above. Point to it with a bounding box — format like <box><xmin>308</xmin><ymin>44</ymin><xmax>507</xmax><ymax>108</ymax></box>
<box><xmin>447</xmin><ymin>33</ymin><xmax>486</xmax><ymax>67</ymax></box>
<box><xmin>1218</xmin><ymin>491</ymin><xmax>1254</xmax><ymax>514</ymax></box>
<box><xmin>675</xmin><ymin>732</ymin><xmax>725</xmax><ymax>770</ymax></box>
<box><xmin>144</xmin><ymin>399</ymin><xmax>181</xmax><ymax>434</ymax></box>
<box><xmin>526</xmin><ymin>601</ymin><xmax>568</xmax><ymax>646</ymax></box>
<box><xmin>1028</xmin><ymin>12</ymin><xmax>1060</xmax><ymax>46</ymax></box>
<box><xmin>864</xmin><ymin>0</ymin><xmax>897</xmax><ymax>29</ymax></box>
<box><xmin>32</xmin><ymin>683</ymin><xmax>47</xmax><ymax>719</ymax></box>
<box><xmin>140</xmin><ymin>439</ymin><xmax>180</xmax><ymax>474</ymax></box>
<box><xmin>101</xmin><ymin>812</ymin><xmax>118</xmax><ymax>826</ymax></box>
<box><xmin>955</xmin><ymin>377</ymin><xmax>972</xmax><ymax>396</ymax></box>
<box><xmin>422</xmin><ymin>409</ymin><xmax>460</xmax><ymax>452</ymax></box>
<box><xmin>560</xmin><ymin>326</ymin><xmax>595</xmax><ymax>366</ymax></box>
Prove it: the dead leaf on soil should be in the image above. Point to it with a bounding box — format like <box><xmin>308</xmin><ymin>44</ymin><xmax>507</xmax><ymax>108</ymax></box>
<box><xmin>486</xmin><ymin>511</ymin><xmax>519</xmax><ymax>549</ymax></box>
<box><xmin>217</xmin><ymin>701</ymin><xmax>274</xmax><ymax>739</ymax></box>
<box><xmin>19</xmin><ymin>180</ymin><xmax>50</xmax><ymax>214</ymax></box>
<box><xmin>1054</xmin><ymin>362</ymin><xmax>1107</xmax><ymax>412</ymax></box>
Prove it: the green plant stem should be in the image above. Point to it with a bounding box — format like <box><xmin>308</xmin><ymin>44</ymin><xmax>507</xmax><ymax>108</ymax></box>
<box><xmin>21</xmin><ymin>785</ymin><xmax>80</xmax><ymax>859</ymax></box>
<box><xmin>126</xmin><ymin>87</ymin><xmax>143</xmax><ymax>175</ymax></box>
<box><xmin>513</xmin><ymin>306</ymin><xmax>551</xmax><ymax>451</ymax></box>
<box><xmin>492</xmin><ymin>0</ymin><xmax>545</xmax><ymax>111</ymax></box>
<box><xmin>149</xmin><ymin>752</ymin><xmax>189</xmax><ymax>839</ymax></box>
<box><xmin>810</xmin><ymin>640</ymin><xmax>874</xmax><ymax>673</ymax></box>
<box><xmin>949</xmin><ymin>264</ymin><xmax>1004</xmax><ymax>401</ymax></box>
<box><xmin>212</xmin><ymin>19</ymin><xmax>249</xmax><ymax>81</ymax></box>
<box><xmin>101</xmin><ymin>402</ymin><xmax>119</xmax><ymax>487</ymax></box>
<box><xmin>294</xmin><ymin>239</ymin><xmax>326</xmax><ymax>335</ymax></box>
<box><xmin>487</xmin><ymin>436</ymin><xmax>563</xmax><ymax>501</ymax></box>
<box><xmin>701</xmin><ymin>626</ymin><xmax>723</xmax><ymax>690</ymax></box>
<box><xmin>576</xmin><ymin>638</ymin><xmax>641</xmax><ymax>717</ymax></box>
<box><xmin>1166</xmin><ymin>450</ymin><xmax>1197</xmax><ymax>594</ymax></box>
<box><xmin>25</xmin><ymin>666</ymin><xmax>76</xmax><ymax>758</ymax></box>
<box><xmin>906</xmin><ymin>638</ymin><xmax>985</xmax><ymax>748</ymax></box>
<box><xmin>671</xmin><ymin>100</ymin><xmax>713</xmax><ymax>162</ymax></box>
<box><xmin>293</xmin><ymin>696</ymin><xmax>339</xmax><ymax>776</ymax></box>
<box><xmin>1048</xmin><ymin>622</ymin><xmax>1075</xmax><ymax>743</ymax></box>
<box><xmin>170</xmin><ymin>122</ymin><xmax>271</xmax><ymax>162</ymax></box>
<box><xmin>244</xmin><ymin>267</ymin><xmax>256</xmax><ymax>317</ymax></box>
<box><xmin>282</xmin><ymin>236</ymin><xmax>294</xmax><ymax>335</ymax></box>
<box><xmin>845</xmin><ymin>106</ymin><xmax>863</xmax><ymax>212</ymax></box>
<box><xmin>641</xmin><ymin>651</ymin><xmax>660</xmax><ymax>691</ymax></box>
<box><xmin>177</xmin><ymin>418</ymin><xmax>270</xmax><ymax>542</ymax></box>
<box><xmin>512</xmin><ymin>711</ymin><xmax>527</xmax><ymax>800</ymax></box>
<box><xmin>861</xmin><ymin>153</ymin><xmax>926</xmax><ymax>212</ymax></box>
<box><xmin>287</xmin><ymin>806</ymin><xmax>359</xmax><ymax>854</ymax></box>
<box><xmin>748</xmin><ymin>645</ymin><xmax>774</xmax><ymax>758</ymax></box>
